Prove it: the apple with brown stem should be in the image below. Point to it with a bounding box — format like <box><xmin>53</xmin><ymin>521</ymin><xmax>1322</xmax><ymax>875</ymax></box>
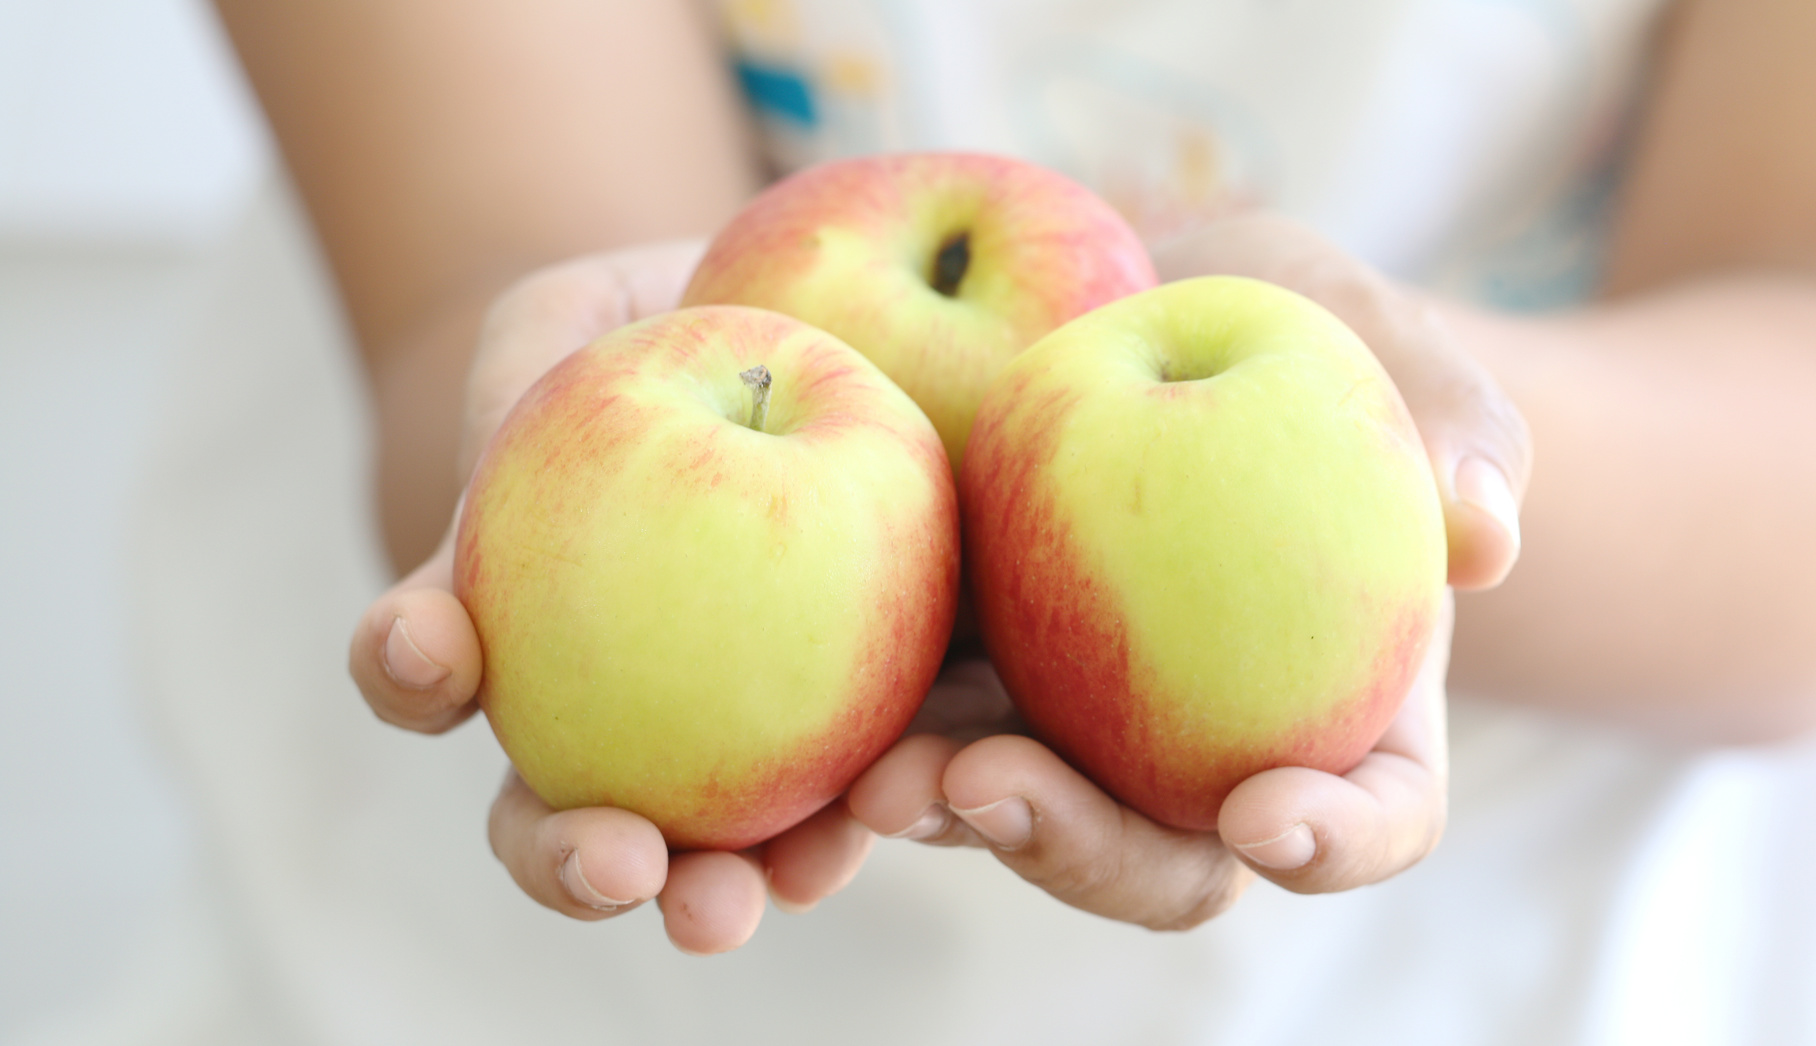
<box><xmin>455</xmin><ymin>306</ymin><xmax>960</xmax><ymax>850</ymax></box>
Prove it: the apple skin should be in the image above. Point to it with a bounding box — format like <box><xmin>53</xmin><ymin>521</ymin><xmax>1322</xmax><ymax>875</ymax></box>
<box><xmin>454</xmin><ymin>306</ymin><xmax>959</xmax><ymax>851</ymax></box>
<box><xmin>679</xmin><ymin>152</ymin><xmax>1159</xmax><ymax>477</ymax></box>
<box><xmin>960</xmin><ymin>276</ymin><xmax>1447</xmax><ymax>830</ymax></box>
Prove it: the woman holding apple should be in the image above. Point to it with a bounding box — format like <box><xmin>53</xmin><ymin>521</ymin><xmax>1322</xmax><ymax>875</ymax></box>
<box><xmin>144</xmin><ymin>0</ymin><xmax>1816</xmax><ymax>1039</ymax></box>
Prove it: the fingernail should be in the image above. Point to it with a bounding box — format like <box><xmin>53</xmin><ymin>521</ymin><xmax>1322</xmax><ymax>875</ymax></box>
<box><xmin>769</xmin><ymin>891</ymin><xmax>817</xmax><ymax>916</ymax></box>
<box><xmin>1454</xmin><ymin>456</ymin><xmax>1521</xmax><ymax>553</ymax></box>
<box><xmin>884</xmin><ymin>803</ymin><xmax>951</xmax><ymax>841</ymax></box>
<box><xmin>560</xmin><ymin>850</ymin><xmax>633</xmax><ymax>911</ymax></box>
<box><xmin>1232</xmin><ymin>823</ymin><xmax>1316</xmax><ymax>871</ymax></box>
<box><xmin>952</xmin><ymin>797</ymin><xmax>1033</xmax><ymax>850</ymax></box>
<box><xmin>383</xmin><ymin>616</ymin><xmax>451</xmax><ymax>690</ymax></box>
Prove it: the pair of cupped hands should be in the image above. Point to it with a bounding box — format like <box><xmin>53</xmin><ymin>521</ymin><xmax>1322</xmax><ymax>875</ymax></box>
<box><xmin>349</xmin><ymin>214</ymin><xmax>1531</xmax><ymax>955</ymax></box>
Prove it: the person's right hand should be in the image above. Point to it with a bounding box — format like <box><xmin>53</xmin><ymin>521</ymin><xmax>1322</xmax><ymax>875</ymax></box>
<box><xmin>844</xmin><ymin>211</ymin><xmax>1526</xmax><ymax>931</ymax></box>
<box><xmin>347</xmin><ymin>242</ymin><xmax>878</xmax><ymax>955</ymax></box>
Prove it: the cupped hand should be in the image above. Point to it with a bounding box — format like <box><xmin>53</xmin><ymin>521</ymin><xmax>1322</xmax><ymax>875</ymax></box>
<box><xmin>347</xmin><ymin>241</ymin><xmax>878</xmax><ymax>954</ymax></box>
<box><xmin>849</xmin><ymin>596</ymin><xmax>1450</xmax><ymax>928</ymax></box>
<box><xmin>849</xmin><ymin>213</ymin><xmax>1522</xmax><ymax>926</ymax></box>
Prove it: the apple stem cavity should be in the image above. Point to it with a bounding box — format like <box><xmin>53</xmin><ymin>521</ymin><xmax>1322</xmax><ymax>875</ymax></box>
<box><xmin>931</xmin><ymin>232</ymin><xmax>971</xmax><ymax>297</ymax></box>
<box><xmin>740</xmin><ymin>364</ymin><xmax>774</xmax><ymax>433</ymax></box>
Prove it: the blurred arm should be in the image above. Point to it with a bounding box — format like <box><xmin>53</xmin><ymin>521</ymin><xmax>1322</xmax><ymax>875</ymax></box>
<box><xmin>1446</xmin><ymin>0</ymin><xmax>1816</xmax><ymax>742</ymax></box>
<box><xmin>213</xmin><ymin>0</ymin><xmax>760</xmax><ymax>570</ymax></box>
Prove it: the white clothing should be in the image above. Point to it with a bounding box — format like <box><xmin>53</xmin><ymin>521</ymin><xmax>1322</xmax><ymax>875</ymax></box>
<box><xmin>38</xmin><ymin>1</ymin><xmax>1816</xmax><ymax>1044</ymax></box>
<box><xmin>716</xmin><ymin>0</ymin><xmax>1664</xmax><ymax>309</ymax></box>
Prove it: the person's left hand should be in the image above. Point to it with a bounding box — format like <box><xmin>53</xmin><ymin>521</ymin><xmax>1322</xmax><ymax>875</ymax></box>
<box><xmin>846</xmin><ymin>212</ymin><xmax>1526</xmax><ymax>926</ymax></box>
<box><xmin>849</xmin><ymin>594</ymin><xmax>1450</xmax><ymax>927</ymax></box>
<box><xmin>349</xmin><ymin>242</ymin><xmax>878</xmax><ymax>955</ymax></box>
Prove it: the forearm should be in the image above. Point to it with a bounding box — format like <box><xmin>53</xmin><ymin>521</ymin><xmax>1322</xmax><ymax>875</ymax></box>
<box><xmin>214</xmin><ymin>0</ymin><xmax>762</xmax><ymax>572</ymax></box>
<box><xmin>1444</xmin><ymin>273</ymin><xmax>1816</xmax><ymax>742</ymax></box>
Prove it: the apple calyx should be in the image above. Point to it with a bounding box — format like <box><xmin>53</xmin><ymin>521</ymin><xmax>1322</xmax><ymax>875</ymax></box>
<box><xmin>1157</xmin><ymin>359</ymin><xmax>1216</xmax><ymax>383</ymax></box>
<box><xmin>930</xmin><ymin>232</ymin><xmax>970</xmax><ymax>297</ymax></box>
<box><xmin>739</xmin><ymin>364</ymin><xmax>773</xmax><ymax>432</ymax></box>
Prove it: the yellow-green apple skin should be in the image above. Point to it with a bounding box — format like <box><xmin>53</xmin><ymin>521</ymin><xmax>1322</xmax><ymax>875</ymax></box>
<box><xmin>679</xmin><ymin>152</ymin><xmax>1158</xmax><ymax>477</ymax></box>
<box><xmin>960</xmin><ymin>277</ymin><xmax>1447</xmax><ymax>830</ymax></box>
<box><xmin>454</xmin><ymin>306</ymin><xmax>960</xmax><ymax>851</ymax></box>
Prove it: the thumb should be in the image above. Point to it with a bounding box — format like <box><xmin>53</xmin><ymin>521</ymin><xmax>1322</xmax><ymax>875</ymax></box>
<box><xmin>1397</xmin><ymin>317</ymin><xmax>1531</xmax><ymax>590</ymax></box>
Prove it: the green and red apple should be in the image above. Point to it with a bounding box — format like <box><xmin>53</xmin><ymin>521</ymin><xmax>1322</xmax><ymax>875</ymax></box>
<box><xmin>454</xmin><ymin>306</ymin><xmax>959</xmax><ymax>851</ymax></box>
<box><xmin>961</xmin><ymin>276</ymin><xmax>1447</xmax><ymax>830</ymax></box>
<box><xmin>681</xmin><ymin>152</ymin><xmax>1159</xmax><ymax>476</ymax></box>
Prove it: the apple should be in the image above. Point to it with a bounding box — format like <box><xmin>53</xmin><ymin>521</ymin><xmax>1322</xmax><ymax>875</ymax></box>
<box><xmin>680</xmin><ymin>152</ymin><xmax>1159</xmax><ymax>477</ymax></box>
<box><xmin>960</xmin><ymin>276</ymin><xmax>1447</xmax><ymax>830</ymax></box>
<box><xmin>454</xmin><ymin>305</ymin><xmax>959</xmax><ymax>851</ymax></box>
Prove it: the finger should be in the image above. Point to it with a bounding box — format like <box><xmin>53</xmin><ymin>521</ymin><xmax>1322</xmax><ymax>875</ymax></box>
<box><xmin>846</xmin><ymin>733</ymin><xmax>981</xmax><ymax>847</ymax></box>
<box><xmin>1386</xmin><ymin>313</ymin><xmax>1531</xmax><ymax>590</ymax></box>
<box><xmin>487</xmin><ymin>770</ymin><xmax>668</xmax><ymax>920</ymax></box>
<box><xmin>760</xmin><ymin>800</ymin><xmax>877</xmax><ymax>913</ymax></box>
<box><xmin>373</xmin><ymin>243</ymin><xmax>708</xmax><ymax>725</ymax></box>
<box><xmin>460</xmin><ymin>240</ymin><xmax>707</xmax><ymax>476</ymax></box>
<box><xmin>658</xmin><ymin>851</ymin><xmax>768</xmax><ymax>955</ymax></box>
<box><xmin>941</xmin><ymin>735</ymin><xmax>1255</xmax><ymax>931</ymax></box>
<box><xmin>1219</xmin><ymin>594</ymin><xmax>1454</xmax><ymax>891</ymax></box>
<box><xmin>611</xmin><ymin>239</ymin><xmax>711</xmax><ymax>318</ymax></box>
<box><xmin>348</xmin><ymin>533</ymin><xmax>482</xmax><ymax>733</ymax></box>
<box><xmin>1430</xmin><ymin>418</ymin><xmax>1529</xmax><ymax>591</ymax></box>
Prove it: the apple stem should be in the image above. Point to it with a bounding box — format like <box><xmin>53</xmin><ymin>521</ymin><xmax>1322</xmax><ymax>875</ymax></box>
<box><xmin>740</xmin><ymin>364</ymin><xmax>773</xmax><ymax>433</ymax></box>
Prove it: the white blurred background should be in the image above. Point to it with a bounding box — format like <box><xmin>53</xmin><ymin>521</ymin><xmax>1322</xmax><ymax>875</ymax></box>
<box><xmin>0</xmin><ymin>0</ymin><xmax>267</xmax><ymax>1037</ymax></box>
<box><xmin>8</xmin><ymin>5</ymin><xmax>1816</xmax><ymax>1044</ymax></box>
